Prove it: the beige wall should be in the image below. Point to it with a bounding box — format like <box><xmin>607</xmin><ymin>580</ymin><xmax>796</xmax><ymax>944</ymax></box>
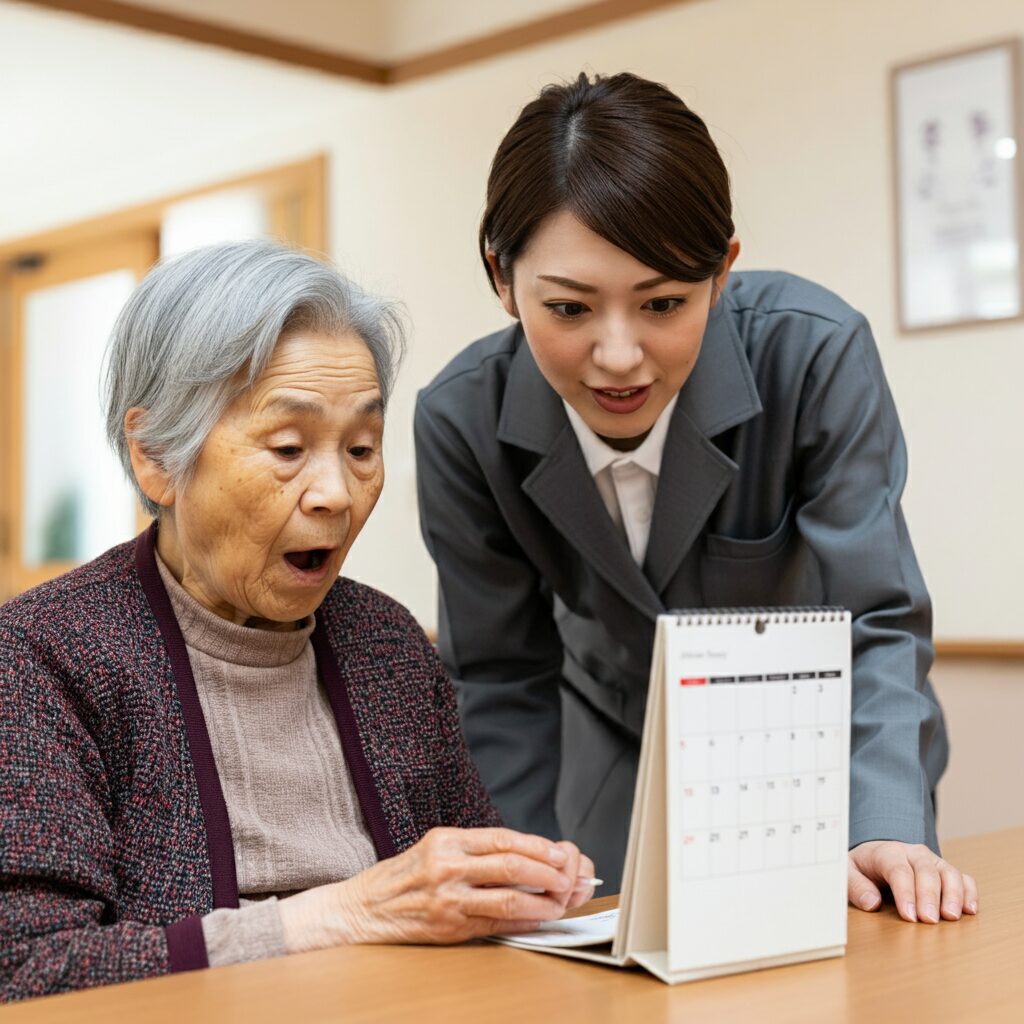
<box><xmin>932</xmin><ymin>657</ymin><xmax>1024</xmax><ymax>841</ymax></box>
<box><xmin>4</xmin><ymin>0</ymin><xmax>1023</xmax><ymax>637</ymax></box>
<box><xmin>1</xmin><ymin>0</ymin><xmax>1021</xmax><ymax>831</ymax></box>
<box><xmin>343</xmin><ymin>0</ymin><xmax>1024</xmax><ymax>642</ymax></box>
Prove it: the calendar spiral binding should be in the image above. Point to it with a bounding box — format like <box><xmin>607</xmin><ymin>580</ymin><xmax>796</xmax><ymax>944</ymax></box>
<box><xmin>670</xmin><ymin>606</ymin><xmax>848</xmax><ymax>626</ymax></box>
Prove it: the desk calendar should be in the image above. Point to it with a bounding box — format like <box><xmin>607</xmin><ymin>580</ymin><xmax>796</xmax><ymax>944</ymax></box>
<box><xmin>496</xmin><ymin>607</ymin><xmax>852</xmax><ymax>985</ymax></box>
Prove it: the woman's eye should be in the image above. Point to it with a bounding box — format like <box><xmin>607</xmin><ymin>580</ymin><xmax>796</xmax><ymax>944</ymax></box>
<box><xmin>644</xmin><ymin>297</ymin><xmax>684</xmax><ymax>315</ymax></box>
<box><xmin>348</xmin><ymin>446</ymin><xmax>374</xmax><ymax>460</ymax></box>
<box><xmin>545</xmin><ymin>301</ymin><xmax>589</xmax><ymax>320</ymax></box>
<box><xmin>274</xmin><ymin>446</ymin><xmax>303</xmax><ymax>459</ymax></box>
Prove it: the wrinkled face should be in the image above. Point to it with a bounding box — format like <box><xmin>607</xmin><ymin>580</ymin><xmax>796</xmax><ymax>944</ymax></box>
<box><xmin>495</xmin><ymin>210</ymin><xmax>733</xmax><ymax>450</ymax></box>
<box><xmin>168</xmin><ymin>331</ymin><xmax>384</xmax><ymax>627</ymax></box>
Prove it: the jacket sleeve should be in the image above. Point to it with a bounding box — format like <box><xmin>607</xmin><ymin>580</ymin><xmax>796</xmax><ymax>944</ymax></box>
<box><xmin>0</xmin><ymin>623</ymin><xmax>207</xmax><ymax>1002</ymax></box>
<box><xmin>414</xmin><ymin>390</ymin><xmax>565</xmax><ymax>842</ymax></box>
<box><xmin>793</xmin><ymin>312</ymin><xmax>946</xmax><ymax>853</ymax></box>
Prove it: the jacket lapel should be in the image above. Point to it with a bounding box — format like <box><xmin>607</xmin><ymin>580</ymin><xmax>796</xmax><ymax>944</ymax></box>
<box><xmin>497</xmin><ymin>329</ymin><xmax>663</xmax><ymax>620</ymax></box>
<box><xmin>495</xmin><ymin>292</ymin><xmax>763</xmax><ymax>616</ymax></box>
<box><xmin>643</xmin><ymin>294</ymin><xmax>763</xmax><ymax>595</ymax></box>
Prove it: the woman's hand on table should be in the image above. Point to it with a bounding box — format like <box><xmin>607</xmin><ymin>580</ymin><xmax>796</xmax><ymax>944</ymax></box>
<box><xmin>848</xmin><ymin>841</ymin><xmax>978</xmax><ymax>923</ymax></box>
<box><xmin>280</xmin><ymin>827</ymin><xmax>596</xmax><ymax>952</ymax></box>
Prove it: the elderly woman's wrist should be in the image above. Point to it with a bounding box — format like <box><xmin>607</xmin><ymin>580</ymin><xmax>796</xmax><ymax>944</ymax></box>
<box><xmin>280</xmin><ymin>880</ymin><xmax>368</xmax><ymax>953</ymax></box>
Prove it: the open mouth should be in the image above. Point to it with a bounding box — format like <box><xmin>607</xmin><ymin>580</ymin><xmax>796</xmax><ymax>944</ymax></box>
<box><xmin>589</xmin><ymin>384</ymin><xmax>652</xmax><ymax>414</ymax></box>
<box><xmin>284</xmin><ymin>549</ymin><xmax>332</xmax><ymax>572</ymax></box>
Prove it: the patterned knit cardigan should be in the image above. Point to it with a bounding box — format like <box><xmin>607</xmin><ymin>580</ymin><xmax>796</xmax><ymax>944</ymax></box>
<box><xmin>0</xmin><ymin>525</ymin><xmax>500</xmax><ymax>1002</ymax></box>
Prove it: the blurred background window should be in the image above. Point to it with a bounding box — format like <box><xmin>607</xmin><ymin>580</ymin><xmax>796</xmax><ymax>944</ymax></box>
<box><xmin>0</xmin><ymin>156</ymin><xmax>326</xmax><ymax>600</ymax></box>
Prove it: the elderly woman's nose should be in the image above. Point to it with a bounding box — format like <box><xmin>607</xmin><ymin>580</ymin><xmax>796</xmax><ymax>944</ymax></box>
<box><xmin>301</xmin><ymin>456</ymin><xmax>353</xmax><ymax>514</ymax></box>
<box><xmin>591</xmin><ymin>322</ymin><xmax>644</xmax><ymax>376</ymax></box>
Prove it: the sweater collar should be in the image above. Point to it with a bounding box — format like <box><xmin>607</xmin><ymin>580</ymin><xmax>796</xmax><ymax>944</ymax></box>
<box><xmin>155</xmin><ymin>552</ymin><xmax>313</xmax><ymax>669</ymax></box>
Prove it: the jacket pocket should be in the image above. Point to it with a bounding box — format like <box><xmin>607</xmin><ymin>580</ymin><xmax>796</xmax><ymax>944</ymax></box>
<box><xmin>700</xmin><ymin>500</ymin><xmax>807</xmax><ymax>607</ymax></box>
<box><xmin>704</xmin><ymin>498</ymin><xmax>795</xmax><ymax>560</ymax></box>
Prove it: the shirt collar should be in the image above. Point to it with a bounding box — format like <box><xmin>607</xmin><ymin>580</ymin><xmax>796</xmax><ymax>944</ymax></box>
<box><xmin>563</xmin><ymin>394</ymin><xmax>679</xmax><ymax>479</ymax></box>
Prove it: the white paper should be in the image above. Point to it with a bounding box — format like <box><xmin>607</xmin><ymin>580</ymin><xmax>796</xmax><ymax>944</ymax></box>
<box><xmin>494</xmin><ymin>909</ymin><xmax>620</xmax><ymax>948</ymax></box>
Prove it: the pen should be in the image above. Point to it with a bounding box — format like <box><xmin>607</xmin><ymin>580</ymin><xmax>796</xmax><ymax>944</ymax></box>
<box><xmin>514</xmin><ymin>877</ymin><xmax>604</xmax><ymax>894</ymax></box>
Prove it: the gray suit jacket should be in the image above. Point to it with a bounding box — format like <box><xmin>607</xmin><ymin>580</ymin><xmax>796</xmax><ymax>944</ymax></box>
<box><xmin>414</xmin><ymin>271</ymin><xmax>947</xmax><ymax>889</ymax></box>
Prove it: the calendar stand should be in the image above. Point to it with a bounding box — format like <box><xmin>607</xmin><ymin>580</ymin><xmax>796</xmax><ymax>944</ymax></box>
<box><xmin>495</xmin><ymin>608</ymin><xmax>851</xmax><ymax>985</ymax></box>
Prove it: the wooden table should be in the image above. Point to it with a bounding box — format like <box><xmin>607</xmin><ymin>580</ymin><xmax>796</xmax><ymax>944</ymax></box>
<box><xmin>4</xmin><ymin>829</ymin><xmax>1022</xmax><ymax>1023</ymax></box>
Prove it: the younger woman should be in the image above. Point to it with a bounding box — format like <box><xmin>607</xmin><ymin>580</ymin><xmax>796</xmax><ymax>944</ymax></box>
<box><xmin>415</xmin><ymin>72</ymin><xmax>976</xmax><ymax>922</ymax></box>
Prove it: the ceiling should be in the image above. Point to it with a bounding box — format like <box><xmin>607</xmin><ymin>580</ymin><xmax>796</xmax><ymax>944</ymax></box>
<box><xmin>18</xmin><ymin>0</ymin><xmax>690</xmax><ymax>84</ymax></box>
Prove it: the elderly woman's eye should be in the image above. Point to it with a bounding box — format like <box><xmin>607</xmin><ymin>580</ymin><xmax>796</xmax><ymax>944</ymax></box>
<box><xmin>275</xmin><ymin>446</ymin><xmax>303</xmax><ymax>459</ymax></box>
<box><xmin>349</xmin><ymin>446</ymin><xmax>374</xmax><ymax>460</ymax></box>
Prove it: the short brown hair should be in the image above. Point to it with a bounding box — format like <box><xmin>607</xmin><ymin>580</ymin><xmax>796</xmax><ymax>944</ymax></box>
<box><xmin>480</xmin><ymin>72</ymin><xmax>733</xmax><ymax>293</ymax></box>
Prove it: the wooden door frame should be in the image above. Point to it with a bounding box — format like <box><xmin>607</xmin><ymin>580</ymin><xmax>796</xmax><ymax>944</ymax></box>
<box><xmin>0</xmin><ymin>155</ymin><xmax>327</xmax><ymax>263</ymax></box>
<box><xmin>0</xmin><ymin>154</ymin><xmax>327</xmax><ymax>601</ymax></box>
<box><xmin>4</xmin><ymin>231</ymin><xmax>159</xmax><ymax>596</ymax></box>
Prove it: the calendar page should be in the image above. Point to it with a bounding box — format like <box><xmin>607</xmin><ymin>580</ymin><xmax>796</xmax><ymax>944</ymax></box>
<box><xmin>664</xmin><ymin>610</ymin><xmax>851</xmax><ymax>974</ymax></box>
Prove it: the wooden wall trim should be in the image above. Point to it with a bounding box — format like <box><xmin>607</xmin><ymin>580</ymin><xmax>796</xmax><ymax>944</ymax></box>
<box><xmin>0</xmin><ymin>155</ymin><xmax>326</xmax><ymax>261</ymax></box>
<box><xmin>237</xmin><ymin>626</ymin><xmax>1024</xmax><ymax>660</ymax></box>
<box><xmin>387</xmin><ymin>0</ymin><xmax>689</xmax><ymax>84</ymax></box>
<box><xmin>934</xmin><ymin>640</ymin><xmax>1024</xmax><ymax>660</ymax></box>
<box><xmin>416</xmin><ymin>634</ymin><xmax>1024</xmax><ymax>662</ymax></box>
<box><xmin>17</xmin><ymin>0</ymin><xmax>388</xmax><ymax>84</ymax></box>
<box><xmin>15</xmin><ymin>0</ymin><xmax>692</xmax><ymax>87</ymax></box>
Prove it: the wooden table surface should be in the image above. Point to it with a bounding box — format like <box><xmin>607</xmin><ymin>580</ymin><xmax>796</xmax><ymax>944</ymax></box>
<box><xmin>4</xmin><ymin>828</ymin><xmax>1022</xmax><ymax>1023</ymax></box>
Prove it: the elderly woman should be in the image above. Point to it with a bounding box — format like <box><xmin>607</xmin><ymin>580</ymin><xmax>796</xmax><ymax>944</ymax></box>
<box><xmin>0</xmin><ymin>240</ymin><xmax>594</xmax><ymax>1002</ymax></box>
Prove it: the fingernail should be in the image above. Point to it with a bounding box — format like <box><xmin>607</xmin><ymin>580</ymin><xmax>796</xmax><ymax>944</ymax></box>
<box><xmin>858</xmin><ymin>892</ymin><xmax>880</xmax><ymax>910</ymax></box>
<box><xmin>921</xmin><ymin>903</ymin><xmax>939</xmax><ymax>923</ymax></box>
<box><xmin>906</xmin><ymin>902</ymin><xmax>917</xmax><ymax>922</ymax></box>
<box><xmin>548</xmin><ymin>846</ymin><xmax>567</xmax><ymax>865</ymax></box>
<box><xmin>967</xmin><ymin>900</ymin><xmax>978</xmax><ymax>914</ymax></box>
<box><xmin>943</xmin><ymin>902</ymin><xmax>961</xmax><ymax>920</ymax></box>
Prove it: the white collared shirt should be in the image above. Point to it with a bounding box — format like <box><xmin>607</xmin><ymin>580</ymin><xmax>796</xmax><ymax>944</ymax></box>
<box><xmin>563</xmin><ymin>395</ymin><xmax>678</xmax><ymax>566</ymax></box>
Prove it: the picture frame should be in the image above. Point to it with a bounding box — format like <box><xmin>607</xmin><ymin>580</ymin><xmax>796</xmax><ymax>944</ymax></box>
<box><xmin>891</xmin><ymin>39</ymin><xmax>1023</xmax><ymax>332</ymax></box>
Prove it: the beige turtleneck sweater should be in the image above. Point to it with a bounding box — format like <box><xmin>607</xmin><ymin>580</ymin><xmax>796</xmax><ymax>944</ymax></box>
<box><xmin>156</xmin><ymin>556</ymin><xmax>378</xmax><ymax>967</ymax></box>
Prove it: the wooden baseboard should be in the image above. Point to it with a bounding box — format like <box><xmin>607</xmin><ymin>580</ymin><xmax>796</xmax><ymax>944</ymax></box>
<box><xmin>426</xmin><ymin>634</ymin><xmax>1023</xmax><ymax>659</ymax></box>
<box><xmin>934</xmin><ymin>640</ymin><xmax>1024</xmax><ymax>659</ymax></box>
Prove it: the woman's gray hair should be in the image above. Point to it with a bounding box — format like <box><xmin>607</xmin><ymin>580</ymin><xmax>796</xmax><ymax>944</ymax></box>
<box><xmin>103</xmin><ymin>240</ymin><xmax>406</xmax><ymax>517</ymax></box>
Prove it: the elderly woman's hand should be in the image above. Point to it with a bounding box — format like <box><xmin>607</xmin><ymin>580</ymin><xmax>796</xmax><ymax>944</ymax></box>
<box><xmin>279</xmin><ymin>827</ymin><xmax>597</xmax><ymax>952</ymax></box>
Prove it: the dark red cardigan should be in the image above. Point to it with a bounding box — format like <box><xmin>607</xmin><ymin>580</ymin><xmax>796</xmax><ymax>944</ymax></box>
<box><xmin>0</xmin><ymin>525</ymin><xmax>500</xmax><ymax>1002</ymax></box>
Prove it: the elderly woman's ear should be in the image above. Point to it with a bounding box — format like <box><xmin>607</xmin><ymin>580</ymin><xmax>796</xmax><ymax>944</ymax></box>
<box><xmin>124</xmin><ymin>407</ymin><xmax>176</xmax><ymax>509</ymax></box>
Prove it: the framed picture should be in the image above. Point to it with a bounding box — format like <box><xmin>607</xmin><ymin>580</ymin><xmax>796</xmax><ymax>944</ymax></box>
<box><xmin>891</xmin><ymin>39</ymin><xmax>1023</xmax><ymax>332</ymax></box>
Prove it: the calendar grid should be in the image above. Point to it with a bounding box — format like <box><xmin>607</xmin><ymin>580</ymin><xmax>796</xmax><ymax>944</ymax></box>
<box><xmin>675</xmin><ymin>674</ymin><xmax>846</xmax><ymax>880</ymax></box>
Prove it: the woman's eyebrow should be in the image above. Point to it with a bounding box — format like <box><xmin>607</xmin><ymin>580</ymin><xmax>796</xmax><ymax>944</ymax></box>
<box><xmin>359</xmin><ymin>397</ymin><xmax>385</xmax><ymax>418</ymax></box>
<box><xmin>633</xmin><ymin>274</ymin><xmax>672</xmax><ymax>290</ymax></box>
<box><xmin>537</xmin><ymin>274</ymin><xmax>597</xmax><ymax>293</ymax></box>
<box><xmin>261</xmin><ymin>395</ymin><xmax>383</xmax><ymax>417</ymax></box>
<box><xmin>537</xmin><ymin>274</ymin><xmax>675</xmax><ymax>292</ymax></box>
<box><xmin>262</xmin><ymin>396</ymin><xmax>326</xmax><ymax>419</ymax></box>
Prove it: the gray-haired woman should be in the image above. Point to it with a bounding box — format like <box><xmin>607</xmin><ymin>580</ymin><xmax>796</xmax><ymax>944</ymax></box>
<box><xmin>0</xmin><ymin>240</ymin><xmax>595</xmax><ymax>1004</ymax></box>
